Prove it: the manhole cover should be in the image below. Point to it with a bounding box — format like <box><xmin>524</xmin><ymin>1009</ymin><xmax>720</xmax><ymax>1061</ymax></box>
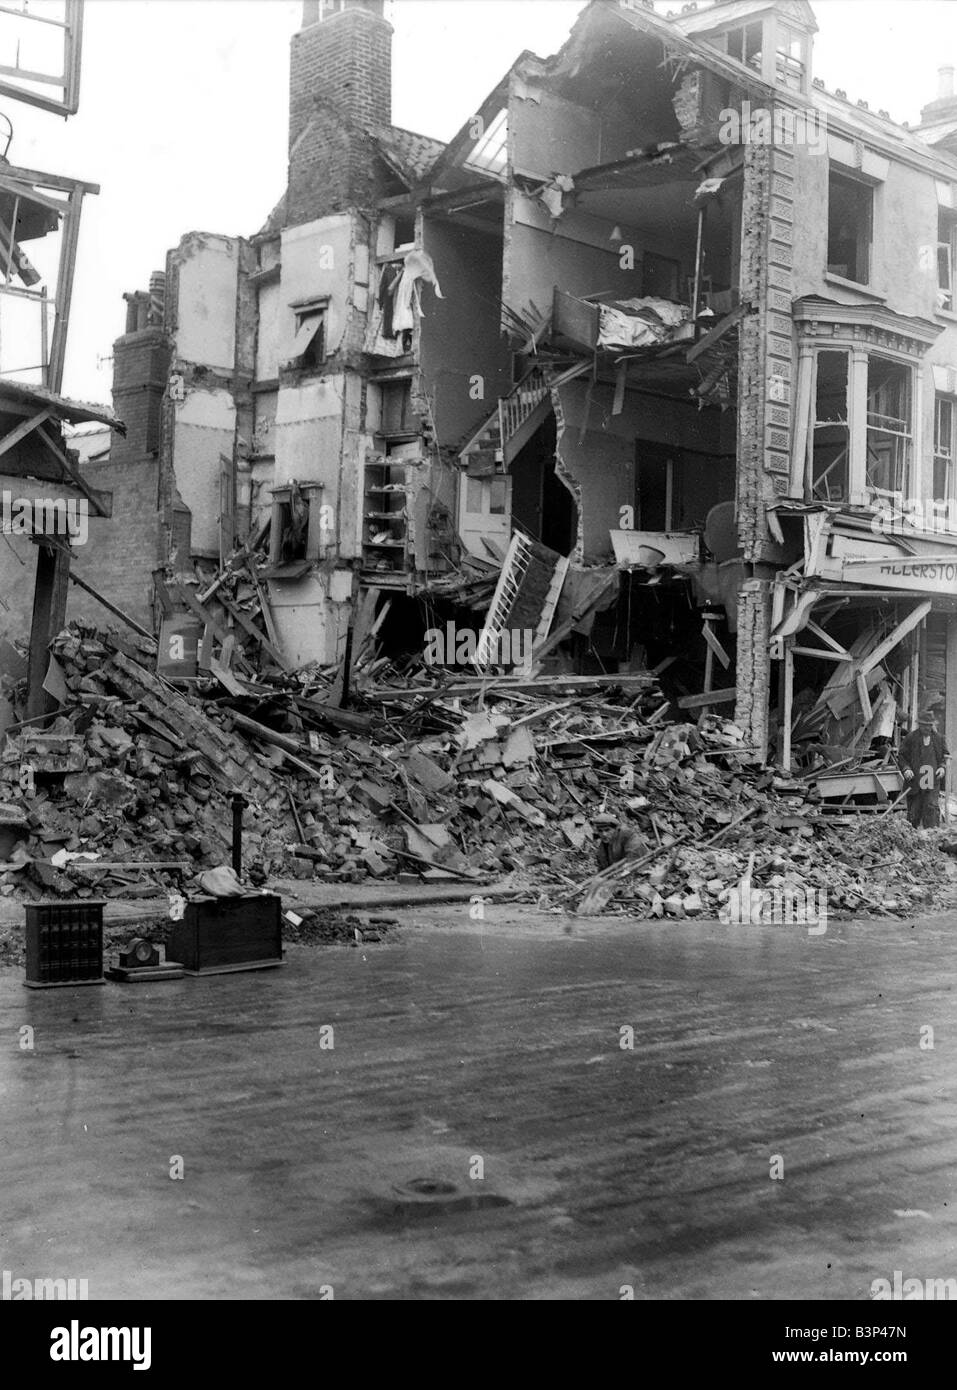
<box><xmin>393</xmin><ymin>1177</ymin><xmax>462</xmax><ymax>1203</ymax></box>
<box><xmin>389</xmin><ymin>1177</ymin><xmax>513</xmax><ymax>1216</ymax></box>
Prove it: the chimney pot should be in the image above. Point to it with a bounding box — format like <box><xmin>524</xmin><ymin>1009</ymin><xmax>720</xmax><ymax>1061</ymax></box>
<box><xmin>939</xmin><ymin>65</ymin><xmax>955</xmax><ymax>99</ymax></box>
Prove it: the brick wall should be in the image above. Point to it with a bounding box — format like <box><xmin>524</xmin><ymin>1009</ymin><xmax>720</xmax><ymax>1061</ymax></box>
<box><xmin>111</xmin><ymin>326</ymin><xmax>172</xmax><ymax>465</ymax></box>
<box><xmin>289</xmin><ymin>7</ymin><xmax>392</xmax><ymax>149</ymax></box>
<box><xmin>68</xmin><ymin>457</ymin><xmax>164</xmax><ymax>632</ymax></box>
<box><xmin>286</xmin><ymin>7</ymin><xmax>393</xmax><ymax>226</ymax></box>
<box><xmin>286</xmin><ymin>106</ymin><xmax>383</xmax><ymax>224</ymax></box>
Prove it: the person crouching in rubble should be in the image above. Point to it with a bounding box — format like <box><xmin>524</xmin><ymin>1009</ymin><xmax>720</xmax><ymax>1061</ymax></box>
<box><xmin>898</xmin><ymin>712</ymin><xmax>949</xmax><ymax>831</ymax></box>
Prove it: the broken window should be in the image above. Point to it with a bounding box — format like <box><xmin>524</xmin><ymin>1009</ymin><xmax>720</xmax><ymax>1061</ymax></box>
<box><xmin>811</xmin><ymin>351</ymin><xmax>850</xmax><ymax>502</ymax></box>
<box><xmin>934</xmin><ymin>395</ymin><xmax>956</xmax><ymax>501</ymax></box>
<box><xmin>937</xmin><ymin>210</ymin><xmax>957</xmax><ymax>312</ymax></box>
<box><xmin>866</xmin><ymin>358</ymin><xmax>912</xmax><ymax>498</ymax></box>
<box><xmin>287</xmin><ymin>299</ymin><xmax>327</xmax><ymax>370</ymax></box>
<box><xmin>827</xmin><ymin>169</ymin><xmax>872</xmax><ymax>284</ymax></box>
<box><xmin>722</xmin><ymin>22</ymin><xmax>763</xmax><ymax>71</ymax></box>
<box><xmin>775</xmin><ymin>24</ymin><xmax>807</xmax><ymax>91</ymax></box>
<box><xmin>463</xmin><ymin>107</ymin><xmax>508</xmax><ymax>177</ymax></box>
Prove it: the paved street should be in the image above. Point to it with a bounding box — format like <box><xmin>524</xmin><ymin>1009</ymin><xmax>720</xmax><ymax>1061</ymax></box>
<box><xmin>2</xmin><ymin>905</ymin><xmax>955</xmax><ymax>1300</ymax></box>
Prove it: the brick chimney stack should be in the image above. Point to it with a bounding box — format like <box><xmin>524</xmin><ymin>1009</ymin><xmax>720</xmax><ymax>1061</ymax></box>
<box><xmin>111</xmin><ymin>275</ymin><xmax>171</xmax><ymax>465</ymax></box>
<box><xmin>289</xmin><ymin>0</ymin><xmax>392</xmax><ymax>153</ymax></box>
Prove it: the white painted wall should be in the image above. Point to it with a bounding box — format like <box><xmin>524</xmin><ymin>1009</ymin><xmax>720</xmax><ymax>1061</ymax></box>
<box><xmin>256</xmin><ymin>279</ymin><xmax>281</xmax><ymax>381</ymax></box>
<box><xmin>273</xmin><ymin>378</ymin><xmax>343</xmax><ymax>493</ymax></box>
<box><xmin>173</xmin><ymin>232</ymin><xmax>239</xmax><ymax>369</ymax></box>
<box><xmin>279</xmin><ymin>215</ymin><xmax>354</xmax><ymax>360</ymax></box>
<box><xmin>267</xmin><ymin>568</ymin><xmax>351</xmax><ymax>666</ymax></box>
<box><xmin>172</xmin><ymin>387</ymin><xmax>236</xmax><ymax>556</ymax></box>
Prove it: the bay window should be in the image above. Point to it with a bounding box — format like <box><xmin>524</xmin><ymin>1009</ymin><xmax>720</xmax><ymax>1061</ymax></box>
<box><xmin>799</xmin><ymin>347</ymin><xmax>916</xmax><ymax>504</ymax></box>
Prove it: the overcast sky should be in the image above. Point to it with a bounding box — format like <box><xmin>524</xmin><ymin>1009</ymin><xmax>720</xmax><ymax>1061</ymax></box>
<box><xmin>6</xmin><ymin>0</ymin><xmax>957</xmax><ymax>408</ymax></box>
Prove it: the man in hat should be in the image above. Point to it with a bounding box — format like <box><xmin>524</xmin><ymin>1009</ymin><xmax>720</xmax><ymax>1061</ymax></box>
<box><xmin>898</xmin><ymin>713</ymin><xmax>949</xmax><ymax>830</ymax></box>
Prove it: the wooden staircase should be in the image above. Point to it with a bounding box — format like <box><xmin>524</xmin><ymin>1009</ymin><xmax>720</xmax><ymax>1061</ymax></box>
<box><xmin>459</xmin><ymin>366</ymin><xmax>553</xmax><ymax>473</ymax></box>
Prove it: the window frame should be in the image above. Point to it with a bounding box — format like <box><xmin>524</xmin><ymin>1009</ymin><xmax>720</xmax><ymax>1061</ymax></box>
<box><xmin>797</xmin><ymin>345</ymin><xmax>918</xmax><ymax>505</ymax></box>
<box><xmin>286</xmin><ymin>296</ymin><xmax>329</xmax><ymax>370</ymax></box>
<box><xmin>864</xmin><ymin>355</ymin><xmax>914</xmax><ymax>499</ymax></box>
<box><xmin>934</xmin><ymin>394</ymin><xmax>957</xmax><ymax>502</ymax></box>
<box><xmin>267</xmin><ymin>481</ymin><xmax>327</xmax><ymax>571</ymax></box>
<box><xmin>826</xmin><ymin>167</ymin><xmax>874</xmax><ymax>288</ymax></box>
<box><xmin>774</xmin><ymin>22</ymin><xmax>807</xmax><ymax>91</ymax></box>
<box><xmin>809</xmin><ymin>348</ymin><xmax>851</xmax><ymax>503</ymax></box>
<box><xmin>937</xmin><ymin>210</ymin><xmax>957</xmax><ymax>313</ymax></box>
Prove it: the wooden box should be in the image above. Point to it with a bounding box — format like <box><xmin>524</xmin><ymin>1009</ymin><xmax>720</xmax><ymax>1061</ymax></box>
<box><xmin>168</xmin><ymin>894</ymin><xmax>283</xmax><ymax>975</ymax></box>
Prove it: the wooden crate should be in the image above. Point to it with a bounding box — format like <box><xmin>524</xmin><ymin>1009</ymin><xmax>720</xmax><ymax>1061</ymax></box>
<box><xmin>168</xmin><ymin>894</ymin><xmax>283</xmax><ymax>975</ymax></box>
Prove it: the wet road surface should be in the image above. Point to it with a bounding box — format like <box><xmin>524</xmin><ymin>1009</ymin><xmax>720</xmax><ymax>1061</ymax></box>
<box><xmin>1</xmin><ymin>906</ymin><xmax>955</xmax><ymax>1299</ymax></box>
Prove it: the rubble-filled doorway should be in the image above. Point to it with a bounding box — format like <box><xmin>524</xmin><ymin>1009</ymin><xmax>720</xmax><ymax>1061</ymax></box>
<box><xmin>509</xmin><ymin>413</ymin><xmax>576</xmax><ymax>557</ymax></box>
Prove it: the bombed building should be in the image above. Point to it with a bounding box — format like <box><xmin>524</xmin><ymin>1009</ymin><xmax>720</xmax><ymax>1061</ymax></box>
<box><xmin>75</xmin><ymin>0</ymin><xmax>957</xmax><ymax>786</ymax></box>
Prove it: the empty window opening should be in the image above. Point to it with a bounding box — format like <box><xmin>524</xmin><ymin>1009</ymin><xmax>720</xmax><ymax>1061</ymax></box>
<box><xmin>393</xmin><ymin>217</ymin><xmax>415</xmax><ymax>249</ymax></box>
<box><xmin>723</xmin><ymin>22</ymin><xmax>763</xmax><ymax>71</ymax></box>
<box><xmin>464</xmin><ymin>107</ymin><xmax>508</xmax><ymax>177</ymax></box>
<box><xmin>827</xmin><ymin>170</ymin><xmax>872</xmax><ymax>284</ymax></box>
<box><xmin>811</xmin><ymin>350</ymin><xmax>849</xmax><ymax>502</ymax></box>
<box><xmin>268</xmin><ymin>482</ymin><xmax>325</xmax><ymax>570</ymax></box>
<box><xmin>276</xmin><ymin>494</ymin><xmax>309</xmax><ymax>562</ymax></box>
<box><xmin>934</xmin><ymin>395</ymin><xmax>955</xmax><ymax>501</ymax></box>
<box><xmin>377</xmin><ymin>379</ymin><xmax>419</xmax><ymax>439</ymax></box>
<box><xmin>866</xmin><ymin>357</ymin><xmax>912</xmax><ymax>498</ymax></box>
<box><xmin>938</xmin><ymin>210</ymin><xmax>957</xmax><ymax>312</ymax></box>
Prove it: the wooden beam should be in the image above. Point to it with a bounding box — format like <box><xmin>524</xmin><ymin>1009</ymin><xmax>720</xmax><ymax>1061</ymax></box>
<box><xmin>47</xmin><ymin>183</ymin><xmax>84</xmax><ymax>394</ymax></box>
<box><xmin>790</xmin><ymin>646</ymin><xmax>852</xmax><ymax>662</ymax></box>
<box><xmin>804</xmin><ymin>619</ymin><xmax>849</xmax><ymax>656</ymax></box>
<box><xmin>860</xmin><ymin>601</ymin><xmax>932</xmax><ymax>679</ymax></box>
<box><xmin>169</xmin><ymin>581</ymin><xmax>251</xmax><ymax>671</ymax></box>
<box><xmin>677</xmin><ymin>686</ymin><xmax>738</xmax><ymax>710</ymax></box>
<box><xmin>214</xmin><ymin>591</ymin><xmax>288</xmax><ymax>670</ymax></box>
<box><xmin>26</xmin><ymin>538</ymin><xmax>70</xmax><ymax>719</ymax></box>
<box><xmin>67</xmin><ymin>569</ymin><xmax>153</xmax><ymax>640</ymax></box>
<box><xmin>1</xmin><ymin>161</ymin><xmax>99</xmax><ymax>195</ymax></box>
<box><xmin>0</xmin><ymin>407</ymin><xmax>51</xmax><ymax>458</ymax></box>
<box><xmin>686</xmin><ymin>303</ymin><xmax>748</xmax><ymax>363</ymax></box>
<box><xmin>35</xmin><ymin>423</ymin><xmax>107</xmax><ymax>516</ymax></box>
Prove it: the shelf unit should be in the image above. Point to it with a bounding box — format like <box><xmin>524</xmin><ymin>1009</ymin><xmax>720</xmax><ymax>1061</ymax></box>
<box><xmin>361</xmin><ymin>452</ymin><xmax>410</xmax><ymax>584</ymax></box>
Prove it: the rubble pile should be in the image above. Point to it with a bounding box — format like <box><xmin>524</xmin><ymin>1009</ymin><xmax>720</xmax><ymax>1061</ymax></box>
<box><xmin>0</xmin><ymin>623</ymin><xmax>954</xmax><ymax>917</ymax></box>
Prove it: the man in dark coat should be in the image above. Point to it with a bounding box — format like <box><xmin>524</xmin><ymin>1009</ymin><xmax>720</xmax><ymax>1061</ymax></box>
<box><xmin>898</xmin><ymin>714</ymin><xmax>949</xmax><ymax>829</ymax></box>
